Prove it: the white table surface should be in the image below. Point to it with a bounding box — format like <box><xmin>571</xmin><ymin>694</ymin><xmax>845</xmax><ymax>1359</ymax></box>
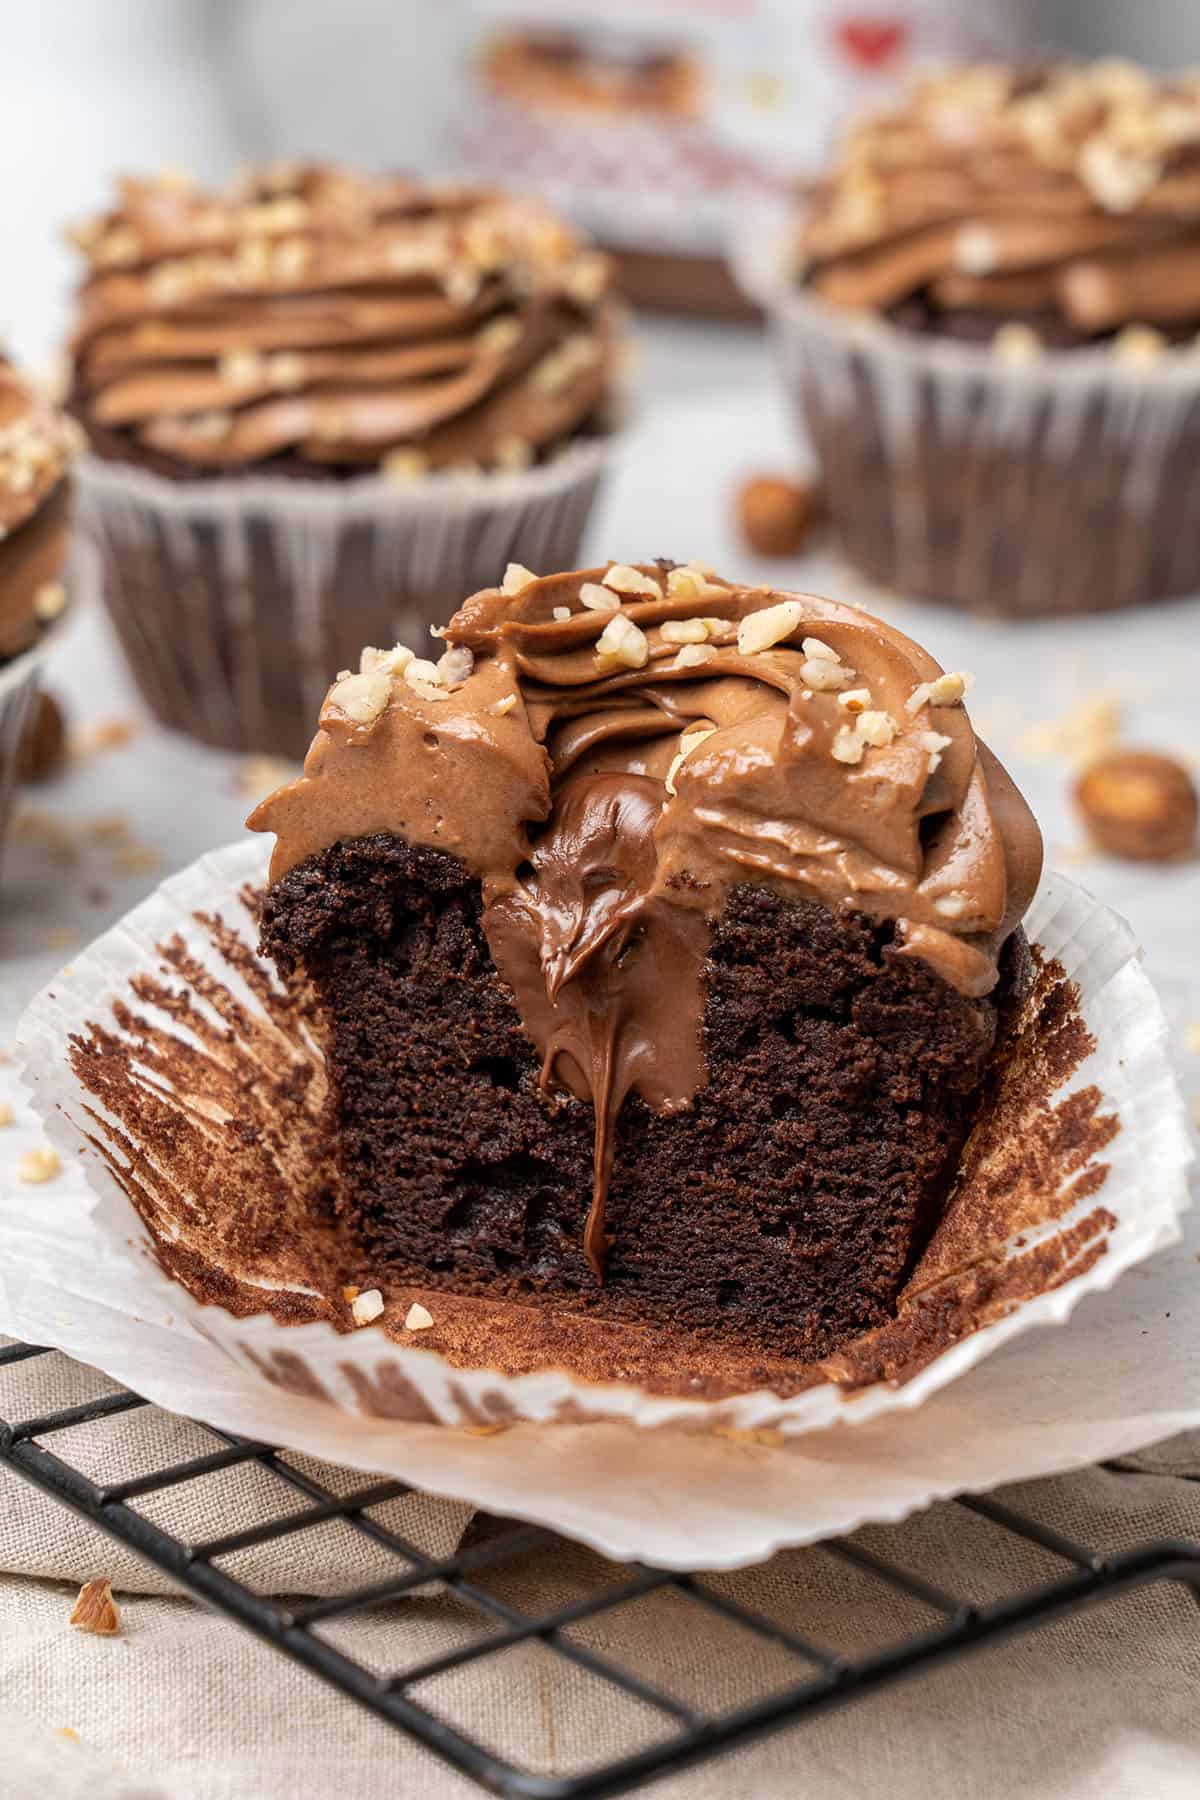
<box><xmin>3</xmin><ymin>317</ymin><xmax>1199</xmax><ymax>1131</ymax></box>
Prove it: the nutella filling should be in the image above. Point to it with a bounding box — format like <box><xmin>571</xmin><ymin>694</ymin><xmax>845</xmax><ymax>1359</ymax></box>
<box><xmin>251</xmin><ymin>564</ymin><xmax>1043</xmax><ymax>1275</ymax></box>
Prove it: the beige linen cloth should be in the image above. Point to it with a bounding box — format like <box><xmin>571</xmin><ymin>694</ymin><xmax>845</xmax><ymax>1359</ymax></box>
<box><xmin>1</xmin><ymin>1349</ymin><xmax>1198</xmax><ymax>1800</ymax></box>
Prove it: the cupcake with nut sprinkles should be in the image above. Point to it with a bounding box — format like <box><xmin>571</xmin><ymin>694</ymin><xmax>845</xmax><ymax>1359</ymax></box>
<box><xmin>66</xmin><ymin>163</ymin><xmax>624</xmax><ymax>755</ymax></box>
<box><xmin>741</xmin><ymin>59</ymin><xmax>1200</xmax><ymax>618</ymax></box>
<box><xmin>0</xmin><ymin>356</ymin><xmax>77</xmax><ymax>865</ymax></box>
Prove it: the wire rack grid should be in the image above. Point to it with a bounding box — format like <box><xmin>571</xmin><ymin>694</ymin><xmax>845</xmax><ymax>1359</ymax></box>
<box><xmin>1</xmin><ymin>1340</ymin><xmax>1197</xmax><ymax>1799</ymax></box>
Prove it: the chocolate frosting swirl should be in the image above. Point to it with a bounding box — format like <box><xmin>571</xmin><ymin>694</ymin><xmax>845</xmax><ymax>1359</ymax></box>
<box><xmin>801</xmin><ymin>61</ymin><xmax>1200</xmax><ymax>338</ymax></box>
<box><xmin>250</xmin><ymin>563</ymin><xmax>1042</xmax><ymax>1276</ymax></box>
<box><xmin>0</xmin><ymin>359</ymin><xmax>77</xmax><ymax>658</ymax></box>
<box><xmin>68</xmin><ymin>165</ymin><xmax>619</xmax><ymax>473</ymax></box>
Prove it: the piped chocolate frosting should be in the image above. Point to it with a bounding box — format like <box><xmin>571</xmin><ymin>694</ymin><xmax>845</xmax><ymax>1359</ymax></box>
<box><xmin>251</xmin><ymin>563</ymin><xmax>1042</xmax><ymax>1275</ymax></box>
<box><xmin>800</xmin><ymin>60</ymin><xmax>1200</xmax><ymax>340</ymax></box>
<box><xmin>68</xmin><ymin>164</ymin><xmax>619</xmax><ymax>475</ymax></box>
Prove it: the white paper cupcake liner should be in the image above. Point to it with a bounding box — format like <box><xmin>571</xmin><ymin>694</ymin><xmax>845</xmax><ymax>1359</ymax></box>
<box><xmin>74</xmin><ymin>433</ymin><xmax>617</xmax><ymax>758</ymax></box>
<box><xmin>735</xmin><ymin>226</ymin><xmax>1200</xmax><ymax>619</ymax></box>
<box><xmin>3</xmin><ymin>838</ymin><xmax>1196</xmax><ymax>1566</ymax></box>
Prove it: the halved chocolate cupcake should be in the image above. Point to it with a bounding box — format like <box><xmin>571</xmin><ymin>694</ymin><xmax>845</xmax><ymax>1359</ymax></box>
<box><xmin>249</xmin><ymin>561</ymin><xmax>1041</xmax><ymax>1361</ymax></box>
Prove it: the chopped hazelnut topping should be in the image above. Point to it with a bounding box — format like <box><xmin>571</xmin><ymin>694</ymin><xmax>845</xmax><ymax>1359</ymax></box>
<box><xmin>219</xmin><ymin>347</ymin><xmax>264</xmax><ymax>388</ymax></box>
<box><xmin>34</xmin><ymin>582</ymin><xmax>67</xmax><ymax>623</ymax></box>
<box><xmin>477</xmin><ymin>315</ymin><xmax>522</xmax><ymax>357</ymax></box>
<box><xmin>327</xmin><ymin>667</ymin><xmax>392</xmax><ymax>726</ymax></box>
<box><xmin>580</xmin><ymin>581</ymin><xmax>621</xmax><ymax>612</ymax></box>
<box><xmin>659</xmin><ymin>618</ymin><xmax>710</xmax><ymax>644</ymax></box>
<box><xmin>69</xmin><ymin>1579</ymin><xmax>121</xmax><ymax>1637</ymax></box>
<box><xmin>801</xmin><ymin>636</ymin><xmax>838</xmax><ymax>662</ymax></box>
<box><xmin>954</xmin><ymin>224</ymin><xmax>997</xmax><ymax>275</ymax></box>
<box><xmin>906</xmin><ymin>671</ymin><xmax>973</xmax><ymax>713</ymax></box>
<box><xmin>404</xmin><ymin>658</ymin><xmax>450</xmax><ymax>702</ymax></box>
<box><xmin>1078</xmin><ymin>136</ymin><xmax>1160</xmax><ymax>213</ymax></box>
<box><xmin>737</xmin><ymin>599</ymin><xmax>803</xmax><ymax>656</ymax></box>
<box><xmin>436</xmin><ymin>645</ymin><xmax>474</xmax><ymax>688</ymax></box>
<box><xmin>18</xmin><ymin>1146</ymin><xmax>61</xmax><ymax>1184</ymax></box>
<box><xmin>563</xmin><ymin>250</ymin><xmax>610</xmax><ymax>306</ymax></box>
<box><xmin>800</xmin><ymin>657</ymin><xmax>852</xmax><ymax>693</ymax></box>
<box><xmin>672</xmin><ymin>644</ymin><xmax>717</xmax><ymax>671</ymax></box>
<box><xmin>918</xmin><ymin>729</ymin><xmax>953</xmax><ymax>773</ymax></box>
<box><xmin>595</xmin><ymin>612</ymin><xmax>649</xmax><ymax>670</ymax></box>
<box><xmin>839</xmin><ymin>687</ymin><xmax>872</xmax><ymax>714</ymax></box>
<box><xmin>351</xmin><ymin>1288</ymin><xmax>385</xmax><ymax>1326</ymax></box>
<box><xmin>383</xmin><ymin>448</ymin><xmax>430</xmax><ymax>483</ymax></box>
<box><xmin>267</xmin><ymin>352</ymin><xmax>305</xmax><ymax>390</ymax></box>
<box><xmin>404</xmin><ymin>1302</ymin><xmax>435</xmax><ymax>1331</ymax></box>
<box><xmin>665</xmin><ymin>565</ymin><xmax>709</xmax><ymax>599</ymax></box>
<box><xmin>501</xmin><ymin>562</ymin><xmax>537</xmax><ymax>597</ymax></box>
<box><xmin>552</xmin><ymin>605</ymin><xmax>572</xmax><ymax>622</ymax></box>
<box><xmin>665</xmin><ymin>725</ymin><xmax>717</xmax><ymax>796</ymax></box>
<box><xmin>855</xmin><ymin>709</ymin><xmax>897</xmax><ymax>747</ymax></box>
<box><xmin>831</xmin><ymin>725</ymin><xmax>866</xmax><ymax>765</ymax></box>
<box><xmin>491</xmin><ymin>693</ymin><xmax>518</xmax><ymax>717</ymax></box>
<box><xmin>359</xmin><ymin>643</ymin><xmax>414</xmax><ymax>678</ymax></box>
<box><xmin>603</xmin><ymin>563</ymin><xmax>664</xmax><ymax>600</ymax></box>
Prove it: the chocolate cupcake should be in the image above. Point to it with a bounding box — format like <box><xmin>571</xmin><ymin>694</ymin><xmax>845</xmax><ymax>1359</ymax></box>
<box><xmin>66</xmin><ymin>164</ymin><xmax>624</xmax><ymax>755</ymax></box>
<box><xmin>746</xmin><ymin>60</ymin><xmax>1200</xmax><ymax>617</ymax></box>
<box><xmin>0</xmin><ymin>358</ymin><xmax>77</xmax><ymax>857</ymax></box>
<box><xmin>248</xmin><ymin>561</ymin><xmax>1041</xmax><ymax>1361</ymax></box>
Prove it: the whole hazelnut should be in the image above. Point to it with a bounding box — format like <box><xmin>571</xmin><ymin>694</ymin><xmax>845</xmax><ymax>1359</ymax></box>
<box><xmin>16</xmin><ymin>691</ymin><xmax>68</xmax><ymax>783</ymax></box>
<box><xmin>1074</xmin><ymin>749</ymin><xmax>1197</xmax><ymax>862</ymax></box>
<box><xmin>736</xmin><ymin>474</ymin><xmax>821</xmax><ymax>559</ymax></box>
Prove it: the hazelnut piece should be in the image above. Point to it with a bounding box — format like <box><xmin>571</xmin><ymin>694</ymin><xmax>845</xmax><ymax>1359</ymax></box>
<box><xmin>17</xmin><ymin>692</ymin><xmax>68</xmax><ymax>782</ymax></box>
<box><xmin>735</xmin><ymin>475</ymin><xmax>821</xmax><ymax>558</ymax></box>
<box><xmin>1074</xmin><ymin>749</ymin><xmax>1197</xmax><ymax>862</ymax></box>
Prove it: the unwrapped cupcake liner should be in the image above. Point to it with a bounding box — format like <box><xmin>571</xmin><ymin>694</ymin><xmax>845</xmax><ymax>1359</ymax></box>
<box><xmin>74</xmin><ymin>434</ymin><xmax>616</xmax><ymax>758</ymax></box>
<box><xmin>736</xmin><ymin>229</ymin><xmax>1200</xmax><ymax>619</ymax></box>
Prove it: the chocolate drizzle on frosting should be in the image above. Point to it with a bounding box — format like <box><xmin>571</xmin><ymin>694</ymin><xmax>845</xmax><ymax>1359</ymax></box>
<box><xmin>800</xmin><ymin>61</ymin><xmax>1200</xmax><ymax>339</ymax></box>
<box><xmin>68</xmin><ymin>164</ymin><xmax>619</xmax><ymax>473</ymax></box>
<box><xmin>250</xmin><ymin>563</ymin><xmax>1042</xmax><ymax>1275</ymax></box>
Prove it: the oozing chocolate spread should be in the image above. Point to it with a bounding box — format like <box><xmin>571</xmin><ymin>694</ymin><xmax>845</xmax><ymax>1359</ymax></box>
<box><xmin>251</xmin><ymin>563</ymin><xmax>1042</xmax><ymax>1273</ymax></box>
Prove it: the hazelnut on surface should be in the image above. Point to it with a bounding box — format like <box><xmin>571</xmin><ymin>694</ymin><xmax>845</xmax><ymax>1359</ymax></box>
<box><xmin>17</xmin><ymin>692</ymin><xmax>68</xmax><ymax>782</ymax></box>
<box><xmin>1074</xmin><ymin>749</ymin><xmax>1197</xmax><ymax>862</ymax></box>
<box><xmin>735</xmin><ymin>474</ymin><xmax>822</xmax><ymax>559</ymax></box>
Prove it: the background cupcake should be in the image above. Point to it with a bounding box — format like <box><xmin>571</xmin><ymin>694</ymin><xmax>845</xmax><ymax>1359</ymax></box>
<box><xmin>748</xmin><ymin>60</ymin><xmax>1200</xmax><ymax>619</ymax></box>
<box><xmin>0</xmin><ymin>356</ymin><xmax>76</xmax><ymax>860</ymax></box>
<box><xmin>67</xmin><ymin>163</ymin><xmax>624</xmax><ymax>755</ymax></box>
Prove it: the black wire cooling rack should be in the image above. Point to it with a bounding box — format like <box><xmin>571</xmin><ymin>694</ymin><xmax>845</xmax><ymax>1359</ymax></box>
<box><xmin>2</xmin><ymin>1340</ymin><xmax>1198</xmax><ymax>1799</ymax></box>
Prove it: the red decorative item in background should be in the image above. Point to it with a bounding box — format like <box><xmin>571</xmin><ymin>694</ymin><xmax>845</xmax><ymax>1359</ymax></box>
<box><xmin>833</xmin><ymin>16</ymin><xmax>910</xmax><ymax>72</ymax></box>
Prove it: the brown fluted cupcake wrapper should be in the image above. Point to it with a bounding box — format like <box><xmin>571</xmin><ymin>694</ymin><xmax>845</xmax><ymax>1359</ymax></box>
<box><xmin>75</xmin><ymin>437</ymin><xmax>617</xmax><ymax>757</ymax></box>
<box><xmin>737</xmin><ymin>231</ymin><xmax>1200</xmax><ymax>618</ymax></box>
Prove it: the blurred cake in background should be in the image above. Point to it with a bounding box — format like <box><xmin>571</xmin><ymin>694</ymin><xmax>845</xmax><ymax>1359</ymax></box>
<box><xmin>65</xmin><ymin>163</ymin><xmax>624</xmax><ymax>756</ymax></box>
<box><xmin>452</xmin><ymin>1</ymin><xmax>1034</xmax><ymax>317</ymax></box>
<box><xmin>0</xmin><ymin>356</ymin><xmax>77</xmax><ymax>854</ymax></box>
<box><xmin>758</xmin><ymin>59</ymin><xmax>1200</xmax><ymax>617</ymax></box>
